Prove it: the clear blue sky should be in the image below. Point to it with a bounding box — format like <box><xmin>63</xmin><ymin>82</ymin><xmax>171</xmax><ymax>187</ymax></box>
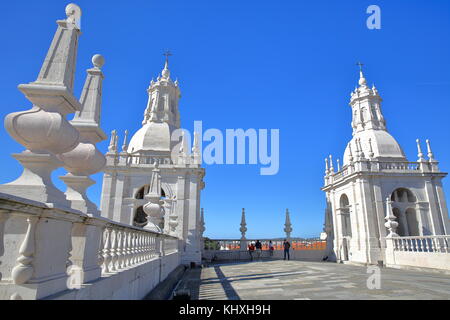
<box><xmin>1</xmin><ymin>0</ymin><xmax>449</xmax><ymax>239</ymax></box>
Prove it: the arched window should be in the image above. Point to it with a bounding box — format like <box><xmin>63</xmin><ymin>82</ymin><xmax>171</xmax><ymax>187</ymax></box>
<box><xmin>135</xmin><ymin>185</ymin><xmax>166</xmax><ymax>199</ymax></box>
<box><xmin>405</xmin><ymin>208</ymin><xmax>419</xmax><ymax>236</ymax></box>
<box><xmin>390</xmin><ymin>188</ymin><xmax>419</xmax><ymax>236</ymax></box>
<box><xmin>339</xmin><ymin>194</ymin><xmax>352</xmax><ymax>237</ymax></box>
<box><xmin>391</xmin><ymin>188</ymin><xmax>416</xmax><ymax>203</ymax></box>
<box><xmin>340</xmin><ymin>194</ymin><xmax>349</xmax><ymax>208</ymax></box>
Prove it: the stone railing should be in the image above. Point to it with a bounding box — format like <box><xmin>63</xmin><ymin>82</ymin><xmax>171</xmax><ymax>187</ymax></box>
<box><xmin>106</xmin><ymin>152</ymin><xmax>202</xmax><ymax>168</ymax></box>
<box><xmin>389</xmin><ymin>235</ymin><xmax>449</xmax><ymax>253</ymax></box>
<box><xmin>328</xmin><ymin>160</ymin><xmax>425</xmax><ymax>185</ymax></box>
<box><xmin>203</xmin><ymin>238</ymin><xmax>327</xmax><ymax>263</ymax></box>
<box><xmin>385</xmin><ymin>235</ymin><xmax>450</xmax><ymax>271</ymax></box>
<box><xmin>126</xmin><ymin>154</ymin><xmax>173</xmax><ymax>166</ymax></box>
<box><xmin>204</xmin><ymin>238</ymin><xmax>326</xmax><ymax>251</ymax></box>
<box><xmin>377</xmin><ymin>161</ymin><xmax>421</xmax><ymax>172</ymax></box>
<box><xmin>0</xmin><ymin>193</ymin><xmax>180</xmax><ymax>300</ymax></box>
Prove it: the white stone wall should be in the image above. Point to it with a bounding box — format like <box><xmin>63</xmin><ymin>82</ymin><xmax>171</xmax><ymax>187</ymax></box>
<box><xmin>0</xmin><ymin>194</ymin><xmax>181</xmax><ymax>300</ymax></box>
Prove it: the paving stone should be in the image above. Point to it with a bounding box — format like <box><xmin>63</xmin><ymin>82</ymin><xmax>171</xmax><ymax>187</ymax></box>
<box><xmin>185</xmin><ymin>260</ymin><xmax>450</xmax><ymax>300</ymax></box>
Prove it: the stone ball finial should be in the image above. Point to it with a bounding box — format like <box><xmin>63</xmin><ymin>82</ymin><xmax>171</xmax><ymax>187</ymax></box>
<box><xmin>66</xmin><ymin>3</ymin><xmax>82</xmax><ymax>19</ymax></box>
<box><xmin>92</xmin><ymin>54</ymin><xmax>105</xmax><ymax>69</ymax></box>
<box><xmin>358</xmin><ymin>76</ymin><xmax>367</xmax><ymax>86</ymax></box>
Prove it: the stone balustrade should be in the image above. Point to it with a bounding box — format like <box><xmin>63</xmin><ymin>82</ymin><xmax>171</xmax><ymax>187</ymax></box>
<box><xmin>389</xmin><ymin>235</ymin><xmax>449</xmax><ymax>253</ymax></box>
<box><xmin>385</xmin><ymin>235</ymin><xmax>450</xmax><ymax>271</ymax></box>
<box><xmin>105</xmin><ymin>144</ymin><xmax>202</xmax><ymax>168</ymax></box>
<box><xmin>126</xmin><ymin>154</ymin><xmax>173</xmax><ymax>166</ymax></box>
<box><xmin>203</xmin><ymin>238</ymin><xmax>327</xmax><ymax>262</ymax></box>
<box><xmin>204</xmin><ymin>238</ymin><xmax>326</xmax><ymax>251</ymax></box>
<box><xmin>327</xmin><ymin>160</ymin><xmax>430</xmax><ymax>186</ymax></box>
<box><xmin>0</xmin><ymin>193</ymin><xmax>180</xmax><ymax>300</ymax></box>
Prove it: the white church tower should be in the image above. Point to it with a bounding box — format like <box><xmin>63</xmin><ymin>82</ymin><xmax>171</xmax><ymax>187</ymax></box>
<box><xmin>100</xmin><ymin>55</ymin><xmax>205</xmax><ymax>265</ymax></box>
<box><xmin>322</xmin><ymin>65</ymin><xmax>449</xmax><ymax>265</ymax></box>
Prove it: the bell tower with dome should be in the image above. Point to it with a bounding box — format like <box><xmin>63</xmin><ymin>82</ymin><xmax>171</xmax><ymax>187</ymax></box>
<box><xmin>322</xmin><ymin>65</ymin><xmax>449</xmax><ymax>265</ymax></box>
<box><xmin>99</xmin><ymin>55</ymin><xmax>205</xmax><ymax>265</ymax></box>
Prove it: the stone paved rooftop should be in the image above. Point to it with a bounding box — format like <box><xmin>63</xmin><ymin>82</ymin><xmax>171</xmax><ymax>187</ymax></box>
<box><xmin>182</xmin><ymin>260</ymin><xmax>450</xmax><ymax>300</ymax></box>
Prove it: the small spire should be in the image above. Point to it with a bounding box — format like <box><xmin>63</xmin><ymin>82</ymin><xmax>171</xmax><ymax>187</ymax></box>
<box><xmin>368</xmin><ymin>138</ymin><xmax>374</xmax><ymax>158</ymax></box>
<box><xmin>416</xmin><ymin>139</ymin><xmax>424</xmax><ymax>161</ymax></box>
<box><xmin>425</xmin><ymin>139</ymin><xmax>435</xmax><ymax>162</ymax></box>
<box><xmin>121</xmin><ymin>130</ymin><xmax>129</xmax><ymax>153</ymax></box>
<box><xmin>284</xmin><ymin>209</ymin><xmax>292</xmax><ymax>240</ymax></box>
<box><xmin>354</xmin><ymin>139</ymin><xmax>360</xmax><ymax>158</ymax></box>
<box><xmin>192</xmin><ymin>132</ymin><xmax>199</xmax><ymax>153</ymax></box>
<box><xmin>179</xmin><ymin>131</ymin><xmax>185</xmax><ymax>154</ymax></box>
<box><xmin>337</xmin><ymin>158</ymin><xmax>341</xmax><ymax>171</ymax></box>
<box><xmin>356</xmin><ymin>62</ymin><xmax>367</xmax><ymax>87</ymax></box>
<box><xmin>348</xmin><ymin>142</ymin><xmax>354</xmax><ymax>163</ymax></box>
<box><xmin>324</xmin><ymin>157</ymin><xmax>329</xmax><ymax>175</ymax></box>
<box><xmin>357</xmin><ymin>138</ymin><xmax>365</xmax><ymax>158</ymax></box>
<box><xmin>161</xmin><ymin>50</ymin><xmax>172</xmax><ymax>79</ymax></box>
<box><xmin>72</xmin><ymin>54</ymin><xmax>106</xmax><ymax>143</ymax></box>
<box><xmin>108</xmin><ymin>130</ymin><xmax>117</xmax><ymax>152</ymax></box>
<box><xmin>33</xmin><ymin>3</ymin><xmax>82</xmax><ymax>92</ymax></box>
<box><xmin>329</xmin><ymin>155</ymin><xmax>334</xmax><ymax>173</ymax></box>
<box><xmin>372</xmin><ymin>83</ymin><xmax>378</xmax><ymax>95</ymax></box>
<box><xmin>178</xmin><ymin>131</ymin><xmax>187</xmax><ymax>165</ymax></box>
<box><xmin>200</xmin><ymin>208</ymin><xmax>206</xmax><ymax>235</ymax></box>
<box><xmin>192</xmin><ymin>132</ymin><xmax>201</xmax><ymax>165</ymax></box>
<box><xmin>240</xmin><ymin>208</ymin><xmax>247</xmax><ymax>240</ymax></box>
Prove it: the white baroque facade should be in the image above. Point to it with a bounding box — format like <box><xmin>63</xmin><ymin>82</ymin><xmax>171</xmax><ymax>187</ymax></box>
<box><xmin>99</xmin><ymin>58</ymin><xmax>205</xmax><ymax>265</ymax></box>
<box><xmin>322</xmin><ymin>68</ymin><xmax>450</xmax><ymax>265</ymax></box>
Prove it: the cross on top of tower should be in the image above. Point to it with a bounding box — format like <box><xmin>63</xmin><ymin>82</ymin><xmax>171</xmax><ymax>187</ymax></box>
<box><xmin>161</xmin><ymin>50</ymin><xmax>172</xmax><ymax>79</ymax></box>
<box><xmin>356</xmin><ymin>62</ymin><xmax>364</xmax><ymax>72</ymax></box>
<box><xmin>163</xmin><ymin>50</ymin><xmax>172</xmax><ymax>64</ymax></box>
<box><xmin>356</xmin><ymin>62</ymin><xmax>367</xmax><ymax>87</ymax></box>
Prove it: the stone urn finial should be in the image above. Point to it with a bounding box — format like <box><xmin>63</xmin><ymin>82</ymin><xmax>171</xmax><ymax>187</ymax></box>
<box><xmin>0</xmin><ymin>4</ymin><xmax>84</xmax><ymax>206</ymax></box>
<box><xmin>143</xmin><ymin>165</ymin><xmax>164</xmax><ymax>232</ymax></box>
<box><xmin>385</xmin><ymin>197</ymin><xmax>399</xmax><ymax>238</ymax></box>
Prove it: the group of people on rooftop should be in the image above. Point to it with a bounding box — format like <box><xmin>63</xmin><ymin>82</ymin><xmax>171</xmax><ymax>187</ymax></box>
<box><xmin>247</xmin><ymin>239</ymin><xmax>291</xmax><ymax>261</ymax></box>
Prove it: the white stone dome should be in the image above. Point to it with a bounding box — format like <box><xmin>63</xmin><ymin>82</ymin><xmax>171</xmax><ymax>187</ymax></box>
<box><xmin>343</xmin><ymin>129</ymin><xmax>406</xmax><ymax>166</ymax></box>
<box><xmin>127</xmin><ymin>122</ymin><xmax>174</xmax><ymax>153</ymax></box>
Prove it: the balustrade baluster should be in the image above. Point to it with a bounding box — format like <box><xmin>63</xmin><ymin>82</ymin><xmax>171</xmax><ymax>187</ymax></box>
<box><xmin>141</xmin><ymin>234</ymin><xmax>146</xmax><ymax>261</ymax></box>
<box><xmin>122</xmin><ymin>230</ymin><xmax>128</xmax><ymax>267</ymax></box>
<box><xmin>151</xmin><ymin>236</ymin><xmax>155</xmax><ymax>257</ymax></box>
<box><xmin>143</xmin><ymin>234</ymin><xmax>147</xmax><ymax>260</ymax></box>
<box><xmin>141</xmin><ymin>233</ymin><xmax>146</xmax><ymax>261</ymax></box>
<box><xmin>102</xmin><ymin>228</ymin><xmax>112</xmax><ymax>273</ymax></box>
<box><xmin>138</xmin><ymin>233</ymin><xmax>143</xmax><ymax>262</ymax></box>
<box><xmin>431</xmin><ymin>237</ymin><xmax>437</xmax><ymax>252</ymax></box>
<box><xmin>110</xmin><ymin>229</ymin><xmax>118</xmax><ymax>272</ymax></box>
<box><xmin>117</xmin><ymin>230</ymin><xmax>123</xmax><ymax>269</ymax></box>
<box><xmin>129</xmin><ymin>232</ymin><xmax>134</xmax><ymax>265</ymax></box>
<box><xmin>132</xmin><ymin>232</ymin><xmax>137</xmax><ymax>265</ymax></box>
<box><xmin>438</xmin><ymin>237</ymin><xmax>444</xmax><ymax>253</ymax></box>
<box><xmin>125</xmin><ymin>231</ymin><xmax>131</xmax><ymax>267</ymax></box>
<box><xmin>144</xmin><ymin>234</ymin><xmax>149</xmax><ymax>260</ymax></box>
<box><xmin>135</xmin><ymin>233</ymin><xmax>139</xmax><ymax>263</ymax></box>
<box><xmin>98</xmin><ymin>228</ymin><xmax>105</xmax><ymax>269</ymax></box>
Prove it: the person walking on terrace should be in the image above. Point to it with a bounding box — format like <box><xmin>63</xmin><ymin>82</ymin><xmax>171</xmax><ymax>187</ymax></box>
<box><xmin>269</xmin><ymin>240</ymin><xmax>274</xmax><ymax>257</ymax></box>
<box><xmin>255</xmin><ymin>240</ymin><xmax>262</xmax><ymax>260</ymax></box>
<box><xmin>248</xmin><ymin>242</ymin><xmax>255</xmax><ymax>261</ymax></box>
<box><xmin>283</xmin><ymin>239</ymin><xmax>291</xmax><ymax>260</ymax></box>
